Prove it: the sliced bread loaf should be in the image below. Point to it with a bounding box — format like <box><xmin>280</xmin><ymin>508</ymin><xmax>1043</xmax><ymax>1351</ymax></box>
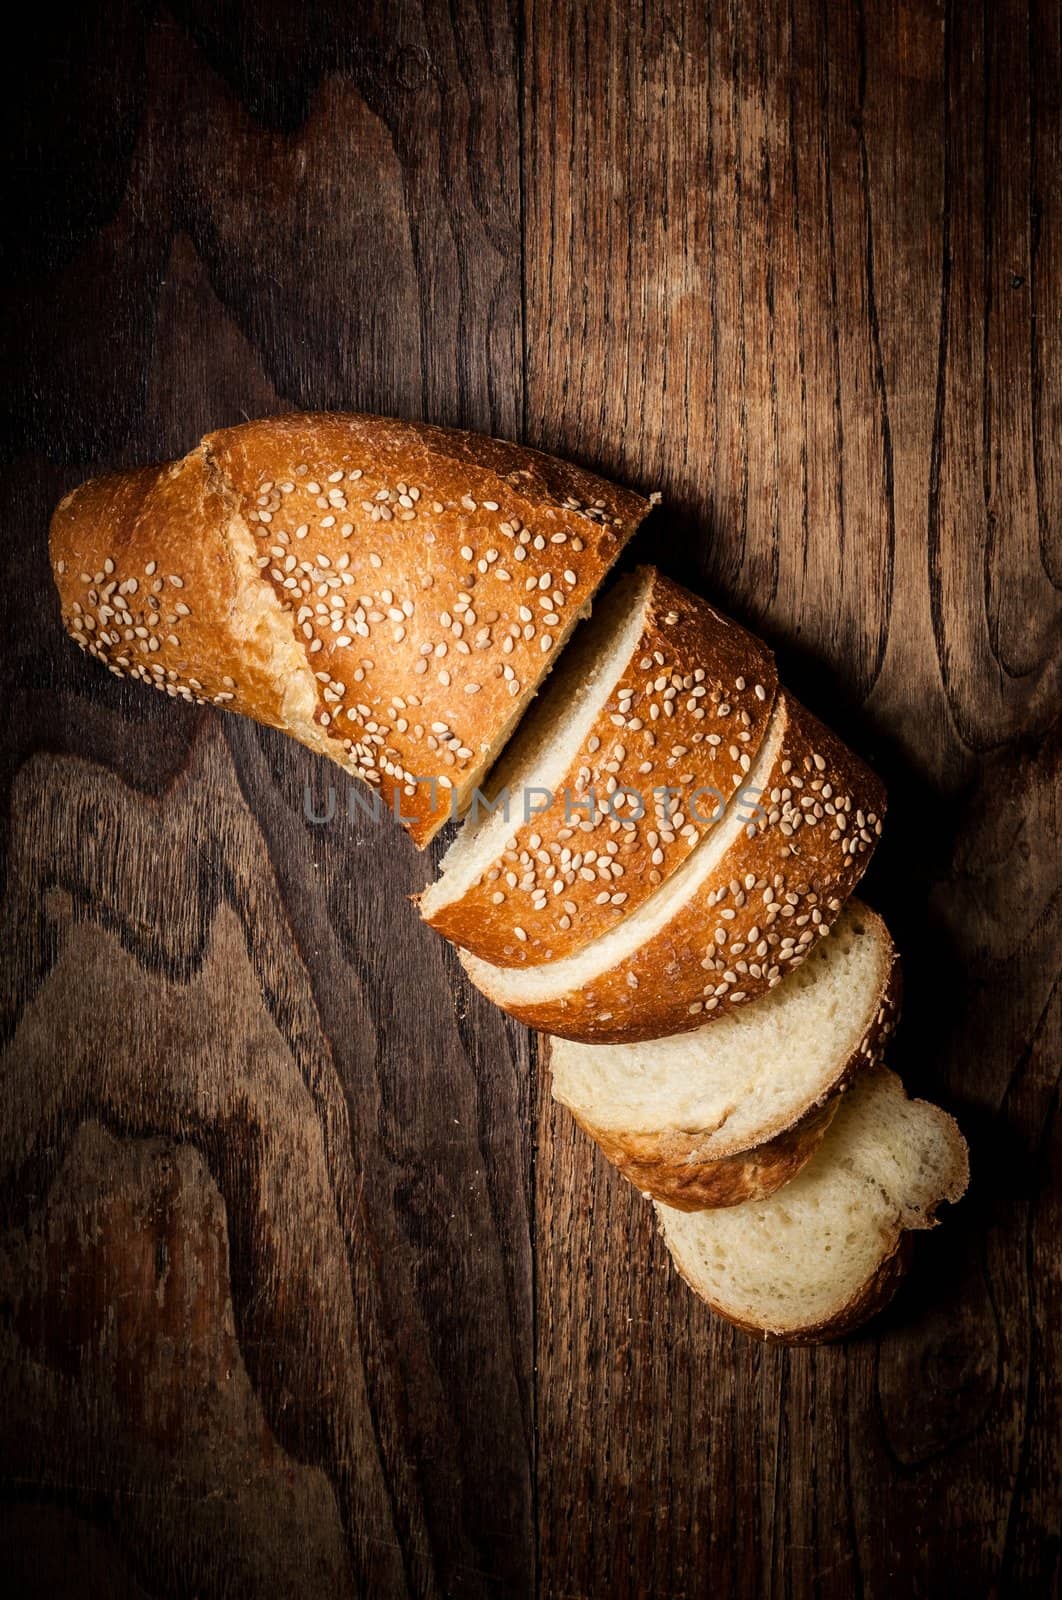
<box><xmin>420</xmin><ymin>568</ymin><xmax>778</xmax><ymax>963</ymax></box>
<box><xmin>550</xmin><ymin>899</ymin><xmax>900</xmax><ymax>1208</ymax></box>
<box><xmin>51</xmin><ymin>414</ymin><xmax>650</xmax><ymax>846</ymax></box>
<box><xmin>657</xmin><ymin>1065</ymin><xmax>969</xmax><ymax>1341</ymax></box>
<box><xmin>460</xmin><ymin>691</ymin><xmax>885</xmax><ymax>1042</ymax></box>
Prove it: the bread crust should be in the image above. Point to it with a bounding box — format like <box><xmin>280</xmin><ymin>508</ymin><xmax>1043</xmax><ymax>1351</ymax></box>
<box><xmin>577</xmin><ymin>1093</ymin><xmax>840</xmax><ymax>1208</ymax></box>
<box><xmin>51</xmin><ymin>414</ymin><xmax>650</xmax><ymax>846</ymax></box>
<box><xmin>462</xmin><ymin>691</ymin><xmax>886</xmax><ymax>1041</ymax></box>
<box><xmin>558</xmin><ymin>927</ymin><xmax>902</xmax><ymax>1207</ymax></box>
<box><xmin>50</xmin><ymin>449</ymin><xmax>308</xmax><ymax>733</ymax></box>
<box><xmin>422</xmin><ymin>569</ymin><xmax>779</xmax><ymax>964</ymax></box>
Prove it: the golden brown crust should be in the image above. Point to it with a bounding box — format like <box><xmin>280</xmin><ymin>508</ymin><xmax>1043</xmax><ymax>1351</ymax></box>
<box><xmin>462</xmin><ymin>691</ymin><xmax>886</xmax><ymax>1042</ymax></box>
<box><xmin>561</xmin><ymin>937</ymin><xmax>902</xmax><ymax>1208</ymax></box>
<box><xmin>577</xmin><ymin>1094</ymin><xmax>840</xmax><ymax>1209</ymax></box>
<box><xmin>51</xmin><ymin>414</ymin><xmax>650</xmax><ymax>846</ymax></box>
<box><xmin>50</xmin><ymin>449</ymin><xmax>304</xmax><ymax>732</ymax></box>
<box><xmin>421</xmin><ymin>569</ymin><xmax>779</xmax><ymax>964</ymax></box>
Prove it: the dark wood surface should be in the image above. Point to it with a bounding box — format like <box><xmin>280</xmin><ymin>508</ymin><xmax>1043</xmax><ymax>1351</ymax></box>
<box><xmin>1</xmin><ymin>2</ymin><xmax>1059</xmax><ymax>1595</ymax></box>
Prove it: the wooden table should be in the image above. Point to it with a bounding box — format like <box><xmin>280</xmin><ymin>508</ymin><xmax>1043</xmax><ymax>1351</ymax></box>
<box><xmin>3</xmin><ymin>2</ymin><xmax>1059</xmax><ymax>1594</ymax></box>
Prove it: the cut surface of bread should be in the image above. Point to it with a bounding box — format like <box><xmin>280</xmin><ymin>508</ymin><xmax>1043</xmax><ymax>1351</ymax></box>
<box><xmin>50</xmin><ymin>414</ymin><xmax>650</xmax><ymax>846</ymax></box>
<box><xmin>461</xmin><ymin>691</ymin><xmax>885</xmax><ymax>1041</ymax></box>
<box><xmin>550</xmin><ymin>898</ymin><xmax>900</xmax><ymax>1207</ymax></box>
<box><xmin>421</xmin><ymin>567</ymin><xmax>778</xmax><ymax>964</ymax></box>
<box><xmin>657</xmin><ymin>1065</ymin><xmax>969</xmax><ymax>1341</ymax></box>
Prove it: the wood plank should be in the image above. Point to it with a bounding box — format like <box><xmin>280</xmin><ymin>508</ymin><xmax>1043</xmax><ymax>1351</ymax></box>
<box><xmin>2</xmin><ymin>0</ymin><xmax>1060</xmax><ymax>1594</ymax></box>
<box><xmin>1</xmin><ymin>4</ymin><xmax>532</xmax><ymax>1596</ymax></box>
<box><xmin>526</xmin><ymin>0</ymin><xmax>1062</xmax><ymax>1593</ymax></box>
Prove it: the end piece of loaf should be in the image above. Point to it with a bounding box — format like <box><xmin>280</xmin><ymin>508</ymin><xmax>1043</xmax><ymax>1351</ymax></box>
<box><xmin>50</xmin><ymin>414</ymin><xmax>650</xmax><ymax>846</ymax></box>
<box><xmin>421</xmin><ymin>567</ymin><xmax>778</xmax><ymax>964</ymax></box>
<box><xmin>550</xmin><ymin>898</ymin><xmax>900</xmax><ymax>1207</ymax></box>
<box><xmin>460</xmin><ymin>690</ymin><xmax>885</xmax><ymax>1041</ymax></box>
<box><xmin>657</xmin><ymin>1065</ymin><xmax>969</xmax><ymax>1341</ymax></box>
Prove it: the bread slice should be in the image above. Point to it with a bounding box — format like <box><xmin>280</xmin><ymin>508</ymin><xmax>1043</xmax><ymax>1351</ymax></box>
<box><xmin>50</xmin><ymin>414</ymin><xmax>650</xmax><ymax>846</ymax></box>
<box><xmin>657</xmin><ymin>1065</ymin><xmax>969</xmax><ymax>1341</ymax></box>
<box><xmin>420</xmin><ymin>567</ymin><xmax>778</xmax><ymax>964</ymax></box>
<box><xmin>460</xmin><ymin>691</ymin><xmax>885</xmax><ymax>1041</ymax></box>
<box><xmin>550</xmin><ymin>899</ymin><xmax>900</xmax><ymax>1208</ymax></box>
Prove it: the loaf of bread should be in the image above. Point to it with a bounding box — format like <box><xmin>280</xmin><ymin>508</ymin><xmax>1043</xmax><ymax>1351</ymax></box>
<box><xmin>420</xmin><ymin>567</ymin><xmax>779</xmax><ymax>964</ymax></box>
<box><xmin>657</xmin><ymin>1065</ymin><xmax>969</xmax><ymax>1341</ymax></box>
<box><xmin>459</xmin><ymin>690</ymin><xmax>886</xmax><ymax>1042</ymax></box>
<box><xmin>51</xmin><ymin>412</ymin><xmax>968</xmax><ymax>1342</ymax></box>
<box><xmin>550</xmin><ymin>899</ymin><xmax>900</xmax><ymax>1207</ymax></box>
<box><xmin>50</xmin><ymin>415</ymin><xmax>651</xmax><ymax>846</ymax></box>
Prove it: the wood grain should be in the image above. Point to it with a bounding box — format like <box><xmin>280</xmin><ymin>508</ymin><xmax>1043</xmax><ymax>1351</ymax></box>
<box><xmin>526</xmin><ymin>0</ymin><xmax>1060</xmax><ymax>1594</ymax></box>
<box><xmin>3</xmin><ymin>3</ymin><xmax>533</xmax><ymax>1596</ymax></box>
<box><xmin>1</xmin><ymin>0</ymin><xmax>1059</xmax><ymax>1596</ymax></box>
